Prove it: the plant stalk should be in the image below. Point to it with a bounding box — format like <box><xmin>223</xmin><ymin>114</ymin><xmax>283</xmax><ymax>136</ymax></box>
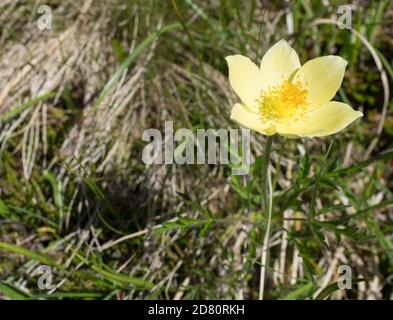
<box><xmin>259</xmin><ymin>135</ymin><xmax>274</xmax><ymax>300</ymax></box>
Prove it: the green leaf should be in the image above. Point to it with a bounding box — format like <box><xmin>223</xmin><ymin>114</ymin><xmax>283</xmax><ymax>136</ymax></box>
<box><xmin>0</xmin><ymin>242</ymin><xmax>61</xmax><ymax>269</ymax></box>
<box><xmin>283</xmin><ymin>282</ymin><xmax>314</xmax><ymax>300</ymax></box>
<box><xmin>0</xmin><ymin>282</ymin><xmax>30</xmax><ymax>300</ymax></box>
<box><xmin>92</xmin><ymin>267</ymin><xmax>153</xmax><ymax>289</ymax></box>
<box><xmin>74</xmin><ymin>252</ymin><xmax>153</xmax><ymax>289</ymax></box>
<box><xmin>152</xmin><ymin>216</ymin><xmax>212</xmax><ymax>235</ymax></box>
<box><xmin>176</xmin><ymin>192</ymin><xmax>212</xmax><ymax>216</ymax></box>
<box><xmin>94</xmin><ymin>23</ymin><xmax>180</xmax><ymax>108</ymax></box>
<box><xmin>0</xmin><ymin>91</ymin><xmax>55</xmax><ymax>123</ymax></box>
<box><xmin>34</xmin><ymin>292</ymin><xmax>104</xmax><ymax>300</ymax></box>
<box><xmin>314</xmin><ymin>278</ymin><xmax>366</xmax><ymax>300</ymax></box>
<box><xmin>251</xmin><ymin>155</ymin><xmax>264</xmax><ymax>177</ymax></box>
<box><xmin>231</xmin><ymin>175</ymin><xmax>249</xmax><ymax>199</ymax></box>
<box><xmin>111</xmin><ymin>39</ymin><xmax>126</xmax><ymax>64</ymax></box>
<box><xmin>0</xmin><ymin>200</ymin><xmax>10</xmax><ymax>217</ymax></box>
<box><xmin>330</xmin><ymin>149</ymin><xmax>393</xmax><ymax>178</ymax></box>
<box><xmin>299</xmin><ymin>153</ymin><xmax>310</xmax><ymax>179</ymax></box>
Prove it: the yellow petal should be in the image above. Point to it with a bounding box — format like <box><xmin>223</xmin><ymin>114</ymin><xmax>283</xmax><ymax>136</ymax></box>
<box><xmin>230</xmin><ymin>103</ymin><xmax>275</xmax><ymax>135</ymax></box>
<box><xmin>276</xmin><ymin>101</ymin><xmax>362</xmax><ymax>137</ymax></box>
<box><xmin>226</xmin><ymin>55</ymin><xmax>264</xmax><ymax>111</ymax></box>
<box><xmin>294</xmin><ymin>56</ymin><xmax>347</xmax><ymax>106</ymax></box>
<box><xmin>260</xmin><ymin>39</ymin><xmax>301</xmax><ymax>87</ymax></box>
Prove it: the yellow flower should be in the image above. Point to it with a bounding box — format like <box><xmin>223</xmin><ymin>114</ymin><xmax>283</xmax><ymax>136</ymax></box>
<box><xmin>226</xmin><ymin>40</ymin><xmax>363</xmax><ymax>137</ymax></box>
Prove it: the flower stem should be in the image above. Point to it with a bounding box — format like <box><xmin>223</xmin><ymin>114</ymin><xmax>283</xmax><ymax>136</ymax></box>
<box><xmin>259</xmin><ymin>135</ymin><xmax>274</xmax><ymax>300</ymax></box>
<box><xmin>261</xmin><ymin>136</ymin><xmax>273</xmax><ymax>213</ymax></box>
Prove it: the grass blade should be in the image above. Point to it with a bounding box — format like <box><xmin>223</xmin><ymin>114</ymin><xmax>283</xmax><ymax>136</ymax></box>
<box><xmin>0</xmin><ymin>92</ymin><xmax>55</xmax><ymax>123</ymax></box>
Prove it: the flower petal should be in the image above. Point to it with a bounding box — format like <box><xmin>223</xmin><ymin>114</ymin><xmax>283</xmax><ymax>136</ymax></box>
<box><xmin>230</xmin><ymin>103</ymin><xmax>275</xmax><ymax>135</ymax></box>
<box><xmin>276</xmin><ymin>101</ymin><xmax>363</xmax><ymax>137</ymax></box>
<box><xmin>226</xmin><ymin>55</ymin><xmax>264</xmax><ymax>111</ymax></box>
<box><xmin>260</xmin><ymin>39</ymin><xmax>301</xmax><ymax>87</ymax></box>
<box><xmin>294</xmin><ymin>56</ymin><xmax>347</xmax><ymax>106</ymax></box>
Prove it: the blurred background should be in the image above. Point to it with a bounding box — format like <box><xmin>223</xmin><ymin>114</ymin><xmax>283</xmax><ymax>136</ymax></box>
<box><xmin>0</xmin><ymin>0</ymin><xmax>392</xmax><ymax>299</ymax></box>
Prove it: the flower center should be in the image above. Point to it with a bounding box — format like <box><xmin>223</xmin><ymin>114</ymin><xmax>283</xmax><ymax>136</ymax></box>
<box><xmin>258</xmin><ymin>80</ymin><xmax>308</xmax><ymax>122</ymax></box>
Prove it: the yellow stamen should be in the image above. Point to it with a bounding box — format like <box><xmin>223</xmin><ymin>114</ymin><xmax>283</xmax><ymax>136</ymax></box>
<box><xmin>258</xmin><ymin>80</ymin><xmax>308</xmax><ymax>122</ymax></box>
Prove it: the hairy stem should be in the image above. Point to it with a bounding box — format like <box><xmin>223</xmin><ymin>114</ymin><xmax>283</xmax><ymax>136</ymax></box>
<box><xmin>259</xmin><ymin>135</ymin><xmax>274</xmax><ymax>300</ymax></box>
